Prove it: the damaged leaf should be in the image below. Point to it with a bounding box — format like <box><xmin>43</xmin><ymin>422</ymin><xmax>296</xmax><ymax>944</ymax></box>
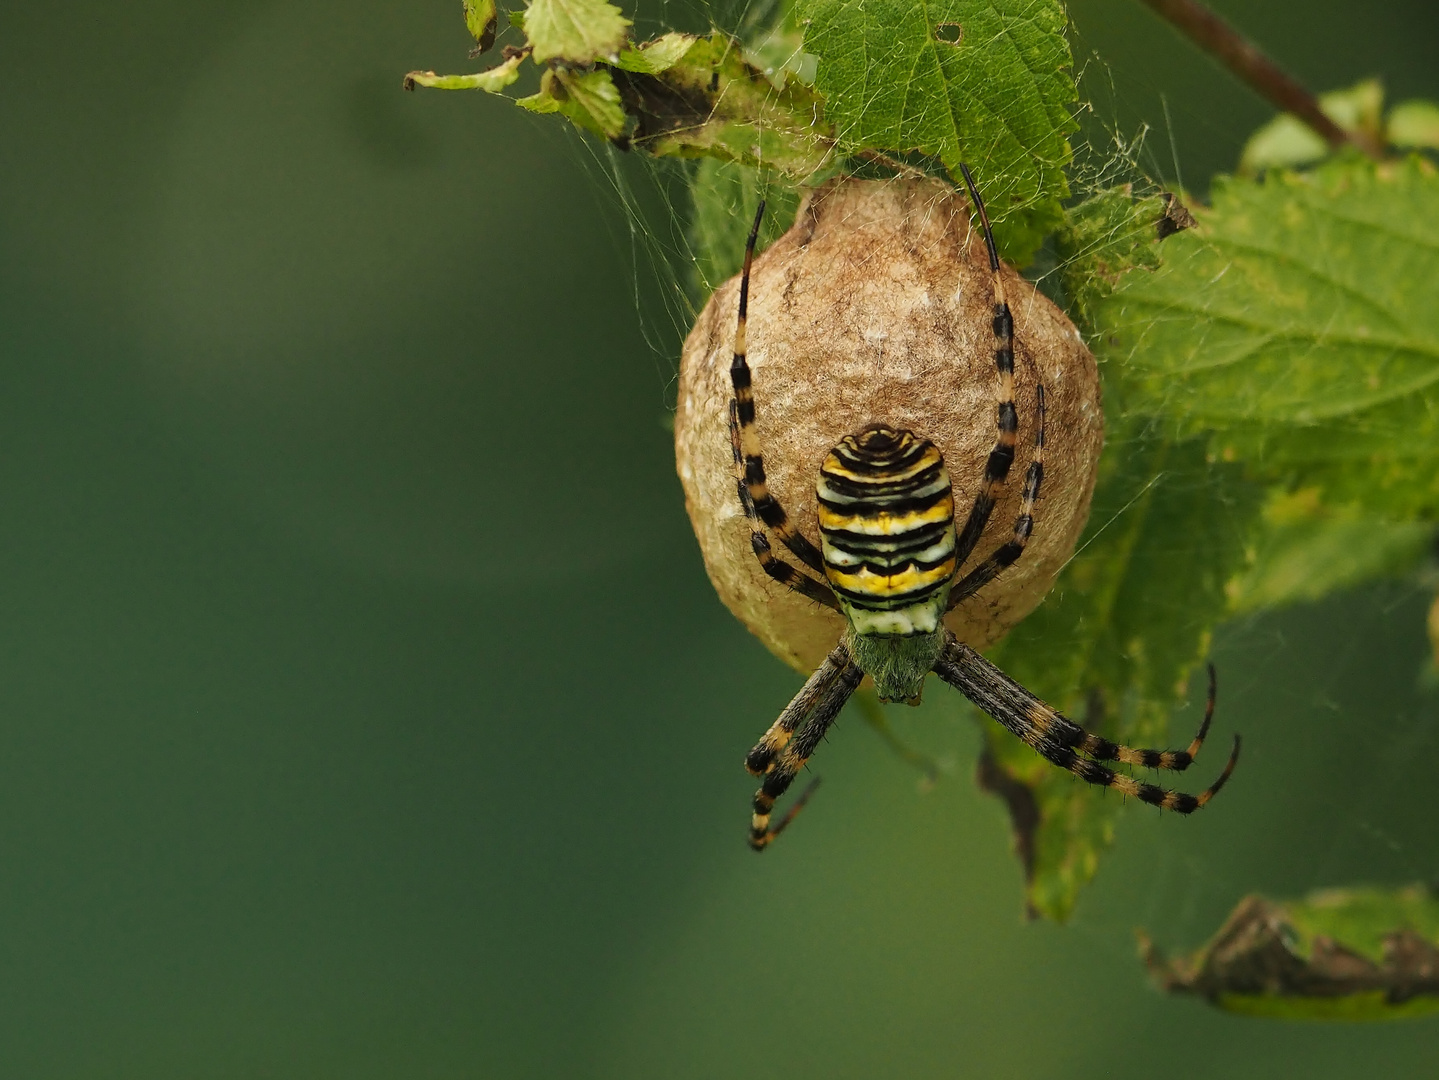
<box><xmin>463</xmin><ymin>0</ymin><xmax>500</xmax><ymax>56</ymax></box>
<box><xmin>407</xmin><ymin>26</ymin><xmax>835</xmax><ymax>176</ymax></box>
<box><xmin>607</xmin><ymin>33</ymin><xmax>834</xmax><ymax>174</ymax></box>
<box><xmin>403</xmin><ymin>50</ymin><xmax>525</xmax><ymax>92</ymax></box>
<box><xmin>614</xmin><ymin>31</ymin><xmax>696</xmax><ymax>75</ymax></box>
<box><xmin>1141</xmin><ymin>886</ymin><xmax>1439</xmax><ymax>1020</ymax></box>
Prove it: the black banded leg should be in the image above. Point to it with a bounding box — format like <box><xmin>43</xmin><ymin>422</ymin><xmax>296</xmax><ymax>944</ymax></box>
<box><xmin>948</xmin><ymin>162</ymin><xmax>1019</xmax><ymax>579</ymax></box>
<box><xmin>949</xmin><ymin>383</ymin><xmax>1046</xmax><ymax>605</ymax></box>
<box><xmin>728</xmin><ymin>200</ymin><xmax>829</xmax><ymax>577</ymax></box>
<box><xmin>729</xmin><ymin>401</ymin><xmax>841</xmax><ymax>611</ymax></box>
<box><xmin>1078</xmin><ymin>664</ymin><xmax>1219</xmax><ymax>771</ymax></box>
<box><xmin>744</xmin><ymin>643</ymin><xmax>853</xmax><ymax>776</ymax></box>
<box><xmin>933</xmin><ymin>636</ymin><xmax>1239</xmax><ymax>813</ymax></box>
<box><xmin>750</xmin><ymin>660</ymin><xmax>864</xmax><ymax>850</ymax></box>
<box><xmin>941</xmin><ymin>637</ymin><xmax>1215</xmax><ymax>773</ymax></box>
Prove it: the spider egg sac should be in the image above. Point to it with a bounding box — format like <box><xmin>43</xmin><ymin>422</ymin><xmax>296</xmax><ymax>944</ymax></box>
<box><xmin>675</xmin><ymin>177</ymin><xmax>1103</xmax><ymax>674</ymax></box>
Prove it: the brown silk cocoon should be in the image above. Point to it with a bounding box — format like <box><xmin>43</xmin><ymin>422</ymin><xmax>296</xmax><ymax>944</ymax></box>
<box><xmin>675</xmin><ymin>177</ymin><xmax>1104</xmax><ymax>674</ymax></box>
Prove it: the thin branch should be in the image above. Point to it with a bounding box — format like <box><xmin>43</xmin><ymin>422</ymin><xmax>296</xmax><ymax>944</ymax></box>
<box><xmin>1138</xmin><ymin>0</ymin><xmax>1385</xmax><ymax>159</ymax></box>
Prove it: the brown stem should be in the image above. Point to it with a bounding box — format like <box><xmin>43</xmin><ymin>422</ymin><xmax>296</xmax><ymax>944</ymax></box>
<box><xmin>1139</xmin><ymin>0</ymin><xmax>1384</xmax><ymax>159</ymax></box>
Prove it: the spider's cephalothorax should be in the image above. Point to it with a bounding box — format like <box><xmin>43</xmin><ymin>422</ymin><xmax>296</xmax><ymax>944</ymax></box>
<box><xmin>728</xmin><ymin>165</ymin><xmax>1240</xmax><ymax>851</ymax></box>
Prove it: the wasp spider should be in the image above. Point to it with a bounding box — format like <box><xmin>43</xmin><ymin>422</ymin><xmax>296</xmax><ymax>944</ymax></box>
<box><xmin>730</xmin><ymin>165</ymin><xmax>1240</xmax><ymax>850</ymax></box>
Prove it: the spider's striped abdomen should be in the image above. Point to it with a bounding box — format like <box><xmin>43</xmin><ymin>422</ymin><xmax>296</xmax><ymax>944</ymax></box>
<box><xmin>817</xmin><ymin>426</ymin><xmax>956</xmax><ymax>637</ymax></box>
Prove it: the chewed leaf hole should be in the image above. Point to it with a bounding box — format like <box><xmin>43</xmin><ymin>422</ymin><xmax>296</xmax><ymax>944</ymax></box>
<box><xmin>935</xmin><ymin>23</ymin><xmax>963</xmax><ymax>46</ymax></box>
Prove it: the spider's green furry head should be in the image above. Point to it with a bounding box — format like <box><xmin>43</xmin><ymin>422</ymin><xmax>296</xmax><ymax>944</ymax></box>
<box><xmin>845</xmin><ymin>626</ymin><xmax>946</xmax><ymax>703</ymax></box>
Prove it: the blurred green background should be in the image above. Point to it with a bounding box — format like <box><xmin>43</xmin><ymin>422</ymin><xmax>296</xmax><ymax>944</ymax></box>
<box><xmin>2</xmin><ymin>1</ymin><xmax>1438</xmax><ymax>1076</ymax></box>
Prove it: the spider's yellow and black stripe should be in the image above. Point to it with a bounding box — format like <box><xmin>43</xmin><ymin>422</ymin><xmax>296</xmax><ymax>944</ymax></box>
<box><xmin>816</xmin><ymin>427</ymin><xmax>957</xmax><ymax>636</ymax></box>
<box><xmin>934</xmin><ymin>636</ymin><xmax>1240</xmax><ymax>813</ymax></box>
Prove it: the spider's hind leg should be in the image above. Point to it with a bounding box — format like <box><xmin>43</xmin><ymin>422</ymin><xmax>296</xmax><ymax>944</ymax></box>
<box><xmin>1076</xmin><ymin>663</ymin><xmax>1220</xmax><ymax>772</ymax></box>
<box><xmin>745</xmin><ymin>643</ymin><xmax>853</xmax><ymax>776</ymax></box>
<box><xmin>934</xmin><ymin>637</ymin><xmax>1239</xmax><ymax>813</ymax></box>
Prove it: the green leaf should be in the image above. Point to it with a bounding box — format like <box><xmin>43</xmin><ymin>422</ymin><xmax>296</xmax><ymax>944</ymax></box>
<box><xmin>403</xmin><ymin>51</ymin><xmax>525</xmax><ymax>93</ymax></box>
<box><xmin>1142</xmin><ymin>886</ymin><xmax>1439</xmax><ymax>1020</ymax></box>
<box><xmin>1388</xmin><ymin>99</ymin><xmax>1439</xmax><ymax>150</ymax></box>
<box><xmin>1091</xmin><ymin>156</ymin><xmax>1439</xmax><ymax>520</ymax></box>
<box><xmin>611</xmin><ymin>34</ymin><xmax>836</xmax><ymax>176</ymax></box>
<box><xmin>982</xmin><ymin>425</ymin><xmax>1263</xmax><ymax>922</ymax></box>
<box><xmin>524</xmin><ymin>0</ymin><xmax>630</xmax><ymax>64</ymax></box>
<box><xmin>614</xmin><ymin>31</ymin><xmax>696</xmax><ymax>74</ymax></box>
<box><xmin>979</xmin><ymin>155</ymin><xmax>1439</xmax><ymax>919</ymax></box>
<box><xmin>518</xmin><ymin>68</ymin><xmax>626</xmax><ymax>140</ymax></box>
<box><xmin>1239</xmin><ymin>78</ymin><xmax>1383</xmax><ymax>174</ymax></box>
<box><xmin>794</xmin><ymin>0</ymin><xmax>1076</xmax><ymax>263</ymax></box>
<box><xmin>1054</xmin><ymin>186</ymin><xmax>1194</xmax><ymax>329</ymax></box>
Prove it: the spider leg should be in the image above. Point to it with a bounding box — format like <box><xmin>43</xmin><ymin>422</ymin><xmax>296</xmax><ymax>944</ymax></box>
<box><xmin>948</xmin><ymin>383</ymin><xmax>1045</xmax><ymax>606</ymax></box>
<box><xmin>1080</xmin><ymin>663</ymin><xmax>1219</xmax><ymax>771</ymax></box>
<box><xmin>744</xmin><ymin>642</ymin><xmax>853</xmax><ymax>776</ymax></box>
<box><xmin>933</xmin><ymin>636</ymin><xmax>1239</xmax><ymax>813</ymax></box>
<box><xmin>948</xmin><ymin>163</ymin><xmax>1020</xmax><ymax>578</ymax></box>
<box><xmin>729</xmin><ymin>399</ymin><xmax>841</xmax><ymax>610</ymax></box>
<box><xmin>728</xmin><ymin>201</ymin><xmax>832</xmax><ymax>582</ymax></box>
<box><xmin>749</xmin><ymin>651</ymin><xmax>864</xmax><ymax>850</ymax></box>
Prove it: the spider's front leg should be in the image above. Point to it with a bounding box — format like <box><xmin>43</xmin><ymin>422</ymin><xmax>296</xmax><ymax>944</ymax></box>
<box><xmin>948</xmin><ymin>163</ymin><xmax>1023</xmax><ymax>575</ymax></box>
<box><xmin>746</xmin><ymin>643</ymin><xmax>863</xmax><ymax>850</ymax></box>
<box><xmin>729</xmin><ymin>401</ymin><xmax>839</xmax><ymax>610</ymax></box>
<box><xmin>949</xmin><ymin>384</ymin><xmax>1045</xmax><ymax>606</ymax></box>
<box><xmin>726</xmin><ymin>201</ymin><xmax>840</xmax><ymax>612</ymax></box>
